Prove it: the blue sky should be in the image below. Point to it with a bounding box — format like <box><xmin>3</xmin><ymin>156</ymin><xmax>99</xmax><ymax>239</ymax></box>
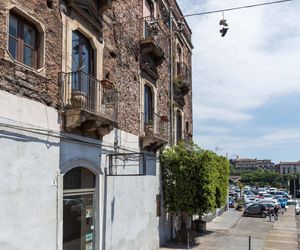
<box><xmin>177</xmin><ymin>0</ymin><xmax>300</xmax><ymax>162</ymax></box>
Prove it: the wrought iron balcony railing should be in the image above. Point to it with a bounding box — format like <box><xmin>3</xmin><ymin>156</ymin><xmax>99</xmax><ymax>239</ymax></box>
<box><xmin>176</xmin><ymin>62</ymin><xmax>192</xmax><ymax>85</ymax></box>
<box><xmin>59</xmin><ymin>71</ymin><xmax>118</xmax><ymax>122</ymax></box>
<box><xmin>141</xmin><ymin>15</ymin><xmax>169</xmax><ymax>59</ymax></box>
<box><xmin>141</xmin><ymin>112</ymin><xmax>168</xmax><ymax>142</ymax></box>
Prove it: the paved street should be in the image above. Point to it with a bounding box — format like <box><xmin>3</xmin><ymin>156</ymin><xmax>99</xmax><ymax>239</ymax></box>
<box><xmin>160</xmin><ymin>207</ymin><xmax>298</xmax><ymax>250</ymax></box>
<box><xmin>196</xmin><ymin>214</ymin><xmax>272</xmax><ymax>249</ymax></box>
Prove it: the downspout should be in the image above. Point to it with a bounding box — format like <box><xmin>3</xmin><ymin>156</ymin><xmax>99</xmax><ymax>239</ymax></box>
<box><xmin>169</xmin><ymin>6</ymin><xmax>174</xmax><ymax>239</ymax></box>
<box><xmin>169</xmin><ymin>8</ymin><xmax>174</xmax><ymax>147</ymax></box>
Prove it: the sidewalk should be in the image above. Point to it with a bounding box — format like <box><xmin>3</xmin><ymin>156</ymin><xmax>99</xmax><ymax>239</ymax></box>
<box><xmin>206</xmin><ymin>208</ymin><xmax>243</xmax><ymax>231</ymax></box>
<box><xmin>158</xmin><ymin>209</ymin><xmax>243</xmax><ymax>249</ymax></box>
<box><xmin>263</xmin><ymin>206</ymin><xmax>298</xmax><ymax>250</ymax></box>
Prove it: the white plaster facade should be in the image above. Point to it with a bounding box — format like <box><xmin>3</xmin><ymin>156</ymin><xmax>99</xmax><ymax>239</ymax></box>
<box><xmin>0</xmin><ymin>90</ymin><xmax>60</xmax><ymax>250</ymax></box>
<box><xmin>0</xmin><ymin>89</ymin><xmax>171</xmax><ymax>250</ymax></box>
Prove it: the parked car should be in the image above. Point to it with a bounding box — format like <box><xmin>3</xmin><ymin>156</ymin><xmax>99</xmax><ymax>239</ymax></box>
<box><xmin>286</xmin><ymin>199</ymin><xmax>297</xmax><ymax>210</ymax></box>
<box><xmin>295</xmin><ymin>202</ymin><xmax>300</xmax><ymax>215</ymax></box>
<box><xmin>262</xmin><ymin>193</ymin><xmax>273</xmax><ymax>200</ymax></box>
<box><xmin>243</xmin><ymin>203</ymin><xmax>267</xmax><ymax>218</ymax></box>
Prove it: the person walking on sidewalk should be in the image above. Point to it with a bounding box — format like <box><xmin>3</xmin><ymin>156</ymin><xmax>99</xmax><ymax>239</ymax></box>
<box><xmin>274</xmin><ymin>204</ymin><xmax>280</xmax><ymax>221</ymax></box>
<box><xmin>267</xmin><ymin>207</ymin><xmax>274</xmax><ymax>222</ymax></box>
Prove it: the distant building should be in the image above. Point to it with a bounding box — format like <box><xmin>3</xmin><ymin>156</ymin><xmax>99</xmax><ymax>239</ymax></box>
<box><xmin>230</xmin><ymin>158</ymin><xmax>274</xmax><ymax>170</ymax></box>
<box><xmin>275</xmin><ymin>162</ymin><xmax>300</xmax><ymax>175</ymax></box>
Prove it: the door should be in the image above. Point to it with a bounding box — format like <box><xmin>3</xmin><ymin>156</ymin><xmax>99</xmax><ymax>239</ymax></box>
<box><xmin>63</xmin><ymin>167</ymin><xmax>96</xmax><ymax>250</ymax></box>
<box><xmin>63</xmin><ymin>193</ymin><xmax>95</xmax><ymax>250</ymax></box>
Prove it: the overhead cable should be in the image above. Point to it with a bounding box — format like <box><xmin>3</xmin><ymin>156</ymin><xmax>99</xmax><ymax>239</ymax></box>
<box><xmin>181</xmin><ymin>0</ymin><xmax>294</xmax><ymax>18</ymax></box>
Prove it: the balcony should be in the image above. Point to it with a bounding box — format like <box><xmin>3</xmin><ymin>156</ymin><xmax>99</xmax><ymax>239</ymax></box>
<box><xmin>174</xmin><ymin>62</ymin><xmax>192</xmax><ymax>107</ymax></box>
<box><xmin>140</xmin><ymin>16</ymin><xmax>168</xmax><ymax>66</ymax></box>
<box><xmin>140</xmin><ymin>112</ymin><xmax>169</xmax><ymax>151</ymax></box>
<box><xmin>60</xmin><ymin>71</ymin><xmax>118</xmax><ymax>138</ymax></box>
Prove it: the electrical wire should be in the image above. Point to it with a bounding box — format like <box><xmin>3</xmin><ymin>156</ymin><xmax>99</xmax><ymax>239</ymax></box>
<box><xmin>180</xmin><ymin>0</ymin><xmax>294</xmax><ymax>18</ymax></box>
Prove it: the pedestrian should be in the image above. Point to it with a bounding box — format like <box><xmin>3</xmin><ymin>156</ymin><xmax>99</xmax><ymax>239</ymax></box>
<box><xmin>267</xmin><ymin>207</ymin><xmax>274</xmax><ymax>222</ymax></box>
<box><xmin>274</xmin><ymin>204</ymin><xmax>279</xmax><ymax>221</ymax></box>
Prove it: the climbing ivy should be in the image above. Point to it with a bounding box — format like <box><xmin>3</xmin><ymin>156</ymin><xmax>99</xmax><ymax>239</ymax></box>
<box><xmin>160</xmin><ymin>142</ymin><xmax>230</xmax><ymax>216</ymax></box>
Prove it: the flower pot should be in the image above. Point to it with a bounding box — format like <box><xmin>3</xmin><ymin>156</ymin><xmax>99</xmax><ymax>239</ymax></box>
<box><xmin>101</xmin><ymin>79</ymin><xmax>113</xmax><ymax>89</ymax></box>
<box><xmin>71</xmin><ymin>91</ymin><xmax>87</xmax><ymax>109</ymax></box>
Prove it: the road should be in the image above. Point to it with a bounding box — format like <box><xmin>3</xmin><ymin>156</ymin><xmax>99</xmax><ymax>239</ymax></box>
<box><xmin>195</xmin><ymin>216</ymin><xmax>273</xmax><ymax>250</ymax></box>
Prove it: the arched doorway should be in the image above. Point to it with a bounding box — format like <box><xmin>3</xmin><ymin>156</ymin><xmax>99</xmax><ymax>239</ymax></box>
<box><xmin>63</xmin><ymin>167</ymin><xmax>96</xmax><ymax>250</ymax></box>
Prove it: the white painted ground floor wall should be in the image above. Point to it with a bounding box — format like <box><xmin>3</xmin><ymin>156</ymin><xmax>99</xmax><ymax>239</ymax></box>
<box><xmin>0</xmin><ymin>90</ymin><xmax>60</xmax><ymax>250</ymax></box>
<box><xmin>0</xmin><ymin>90</ymin><xmax>171</xmax><ymax>250</ymax></box>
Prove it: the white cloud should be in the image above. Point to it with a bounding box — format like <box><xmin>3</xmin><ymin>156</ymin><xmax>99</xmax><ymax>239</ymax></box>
<box><xmin>194</xmin><ymin>128</ymin><xmax>300</xmax><ymax>161</ymax></box>
<box><xmin>176</xmin><ymin>0</ymin><xmax>300</xmax><ymax>160</ymax></box>
<box><xmin>178</xmin><ymin>0</ymin><xmax>300</xmax><ymax>122</ymax></box>
<box><xmin>193</xmin><ymin>104</ymin><xmax>252</xmax><ymax>122</ymax></box>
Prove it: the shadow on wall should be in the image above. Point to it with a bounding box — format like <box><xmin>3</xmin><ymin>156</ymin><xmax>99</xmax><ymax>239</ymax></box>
<box><xmin>0</xmin><ymin>129</ymin><xmax>60</xmax><ymax>148</ymax></box>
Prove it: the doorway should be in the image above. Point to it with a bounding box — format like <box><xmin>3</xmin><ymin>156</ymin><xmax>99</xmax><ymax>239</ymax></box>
<box><xmin>63</xmin><ymin>167</ymin><xmax>96</xmax><ymax>250</ymax></box>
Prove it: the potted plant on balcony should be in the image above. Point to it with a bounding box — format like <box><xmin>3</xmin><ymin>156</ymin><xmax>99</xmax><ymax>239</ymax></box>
<box><xmin>101</xmin><ymin>79</ymin><xmax>114</xmax><ymax>89</ymax></box>
<box><xmin>71</xmin><ymin>90</ymin><xmax>87</xmax><ymax>109</ymax></box>
<box><xmin>160</xmin><ymin>115</ymin><xmax>168</xmax><ymax>123</ymax></box>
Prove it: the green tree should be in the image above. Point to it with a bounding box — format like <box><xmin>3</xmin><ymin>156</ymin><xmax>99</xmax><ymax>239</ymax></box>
<box><xmin>160</xmin><ymin>142</ymin><xmax>230</xmax><ymax>216</ymax></box>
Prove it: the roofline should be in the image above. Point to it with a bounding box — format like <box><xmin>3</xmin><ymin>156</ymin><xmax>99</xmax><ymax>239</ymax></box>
<box><xmin>173</xmin><ymin>0</ymin><xmax>193</xmax><ymax>35</ymax></box>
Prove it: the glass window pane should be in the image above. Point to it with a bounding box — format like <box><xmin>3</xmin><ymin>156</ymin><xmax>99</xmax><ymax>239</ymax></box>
<box><xmin>64</xmin><ymin>167</ymin><xmax>95</xmax><ymax>190</ymax></box>
<box><xmin>9</xmin><ymin>37</ymin><xmax>17</xmax><ymax>59</ymax></box>
<box><xmin>63</xmin><ymin>194</ymin><xmax>95</xmax><ymax>250</ymax></box>
<box><xmin>24</xmin><ymin>24</ymin><xmax>35</xmax><ymax>47</ymax></box>
<box><xmin>82</xmin><ymin>44</ymin><xmax>90</xmax><ymax>74</ymax></box>
<box><xmin>72</xmin><ymin>32</ymin><xmax>80</xmax><ymax>71</ymax></box>
<box><xmin>23</xmin><ymin>46</ymin><xmax>34</xmax><ymax>67</ymax></box>
<box><xmin>9</xmin><ymin>15</ymin><xmax>18</xmax><ymax>37</ymax></box>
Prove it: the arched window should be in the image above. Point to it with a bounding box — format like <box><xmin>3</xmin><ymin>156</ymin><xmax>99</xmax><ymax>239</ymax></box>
<box><xmin>145</xmin><ymin>0</ymin><xmax>155</xmax><ymax>17</ymax></box>
<box><xmin>144</xmin><ymin>84</ymin><xmax>154</xmax><ymax>125</ymax></box>
<box><xmin>63</xmin><ymin>167</ymin><xmax>96</xmax><ymax>250</ymax></box>
<box><xmin>176</xmin><ymin>110</ymin><xmax>182</xmax><ymax>143</ymax></box>
<box><xmin>71</xmin><ymin>31</ymin><xmax>94</xmax><ymax>107</ymax></box>
<box><xmin>72</xmin><ymin>30</ymin><xmax>94</xmax><ymax>75</ymax></box>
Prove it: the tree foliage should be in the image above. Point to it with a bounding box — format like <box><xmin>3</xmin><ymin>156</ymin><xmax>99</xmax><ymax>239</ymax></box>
<box><xmin>160</xmin><ymin>142</ymin><xmax>230</xmax><ymax>216</ymax></box>
<box><xmin>240</xmin><ymin>169</ymin><xmax>293</xmax><ymax>188</ymax></box>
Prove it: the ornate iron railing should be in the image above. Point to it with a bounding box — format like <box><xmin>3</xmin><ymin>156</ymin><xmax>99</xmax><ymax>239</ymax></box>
<box><xmin>141</xmin><ymin>112</ymin><xmax>168</xmax><ymax>141</ymax></box>
<box><xmin>176</xmin><ymin>62</ymin><xmax>192</xmax><ymax>85</ymax></box>
<box><xmin>143</xmin><ymin>15</ymin><xmax>169</xmax><ymax>57</ymax></box>
<box><xmin>59</xmin><ymin>71</ymin><xmax>118</xmax><ymax>122</ymax></box>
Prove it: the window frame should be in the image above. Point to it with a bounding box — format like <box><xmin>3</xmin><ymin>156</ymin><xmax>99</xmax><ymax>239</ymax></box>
<box><xmin>176</xmin><ymin>109</ymin><xmax>183</xmax><ymax>143</ymax></box>
<box><xmin>8</xmin><ymin>12</ymin><xmax>39</xmax><ymax>69</ymax></box>
<box><xmin>144</xmin><ymin>84</ymin><xmax>154</xmax><ymax>125</ymax></box>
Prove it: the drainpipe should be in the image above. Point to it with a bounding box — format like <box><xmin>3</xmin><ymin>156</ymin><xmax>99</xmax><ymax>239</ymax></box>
<box><xmin>169</xmin><ymin>7</ymin><xmax>174</xmax><ymax>146</ymax></box>
<box><xmin>169</xmin><ymin>7</ymin><xmax>175</xmax><ymax>239</ymax></box>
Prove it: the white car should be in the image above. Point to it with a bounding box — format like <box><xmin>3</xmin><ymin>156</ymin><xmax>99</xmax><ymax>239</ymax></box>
<box><xmin>286</xmin><ymin>199</ymin><xmax>298</xmax><ymax>211</ymax></box>
<box><xmin>262</xmin><ymin>194</ymin><xmax>273</xmax><ymax>200</ymax></box>
<box><xmin>295</xmin><ymin>202</ymin><xmax>300</xmax><ymax>215</ymax></box>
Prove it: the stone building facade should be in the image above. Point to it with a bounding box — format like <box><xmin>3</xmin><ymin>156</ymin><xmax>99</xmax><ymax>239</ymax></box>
<box><xmin>275</xmin><ymin>162</ymin><xmax>300</xmax><ymax>175</ymax></box>
<box><xmin>0</xmin><ymin>0</ymin><xmax>193</xmax><ymax>250</ymax></box>
<box><xmin>230</xmin><ymin>158</ymin><xmax>274</xmax><ymax>170</ymax></box>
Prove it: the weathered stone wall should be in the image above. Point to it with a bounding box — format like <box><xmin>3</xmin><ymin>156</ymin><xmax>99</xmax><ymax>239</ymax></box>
<box><xmin>102</xmin><ymin>0</ymin><xmax>193</xmax><ymax>139</ymax></box>
<box><xmin>102</xmin><ymin>1</ymin><xmax>143</xmax><ymax>136</ymax></box>
<box><xmin>0</xmin><ymin>0</ymin><xmax>62</xmax><ymax>108</ymax></box>
<box><xmin>170</xmin><ymin>0</ymin><xmax>193</xmax><ymax>139</ymax></box>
